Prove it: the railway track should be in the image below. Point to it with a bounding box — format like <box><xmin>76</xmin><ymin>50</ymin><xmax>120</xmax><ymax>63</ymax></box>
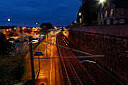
<box><xmin>57</xmin><ymin>34</ymin><xmax>83</xmax><ymax>85</ymax></box>
<box><xmin>58</xmin><ymin>34</ymin><xmax>97</xmax><ymax>85</ymax></box>
<box><xmin>57</xmin><ymin>32</ymin><xmax>124</xmax><ymax>85</ymax></box>
<box><xmin>57</xmin><ymin>33</ymin><xmax>95</xmax><ymax>85</ymax></box>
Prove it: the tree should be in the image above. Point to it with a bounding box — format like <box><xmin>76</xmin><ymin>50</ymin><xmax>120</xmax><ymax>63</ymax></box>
<box><xmin>40</xmin><ymin>23</ymin><xmax>53</xmax><ymax>34</ymax></box>
<box><xmin>81</xmin><ymin>0</ymin><xmax>99</xmax><ymax>25</ymax></box>
<box><xmin>0</xmin><ymin>32</ymin><xmax>15</xmax><ymax>56</ymax></box>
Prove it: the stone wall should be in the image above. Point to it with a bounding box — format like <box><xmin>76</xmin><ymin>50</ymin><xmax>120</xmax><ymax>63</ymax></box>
<box><xmin>71</xmin><ymin>25</ymin><xmax>128</xmax><ymax>37</ymax></box>
<box><xmin>69</xmin><ymin>25</ymin><xmax>128</xmax><ymax>83</ymax></box>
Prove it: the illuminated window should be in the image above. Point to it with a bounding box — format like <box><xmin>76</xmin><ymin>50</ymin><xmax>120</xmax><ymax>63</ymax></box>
<box><xmin>110</xmin><ymin>9</ymin><xmax>113</xmax><ymax>16</ymax></box>
<box><xmin>105</xmin><ymin>11</ymin><xmax>107</xmax><ymax>17</ymax></box>
<box><xmin>80</xmin><ymin>18</ymin><xmax>82</xmax><ymax>23</ymax></box>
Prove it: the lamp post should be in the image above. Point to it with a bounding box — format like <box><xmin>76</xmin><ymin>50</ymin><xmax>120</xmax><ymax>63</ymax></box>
<box><xmin>29</xmin><ymin>36</ymin><xmax>35</xmax><ymax>85</ymax></box>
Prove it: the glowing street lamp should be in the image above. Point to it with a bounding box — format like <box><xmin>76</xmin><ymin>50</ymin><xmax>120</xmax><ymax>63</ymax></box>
<box><xmin>100</xmin><ymin>0</ymin><xmax>105</xmax><ymax>3</ymax></box>
<box><xmin>99</xmin><ymin>0</ymin><xmax>106</xmax><ymax>7</ymax></box>
<box><xmin>79</xmin><ymin>12</ymin><xmax>82</xmax><ymax>16</ymax></box>
<box><xmin>8</xmin><ymin>18</ymin><xmax>11</xmax><ymax>22</ymax></box>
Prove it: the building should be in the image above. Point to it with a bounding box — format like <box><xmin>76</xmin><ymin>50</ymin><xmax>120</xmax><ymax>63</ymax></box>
<box><xmin>77</xmin><ymin>0</ymin><xmax>128</xmax><ymax>26</ymax></box>
<box><xmin>100</xmin><ymin>0</ymin><xmax>128</xmax><ymax>25</ymax></box>
<box><xmin>77</xmin><ymin>7</ymin><xmax>83</xmax><ymax>25</ymax></box>
<box><xmin>77</xmin><ymin>0</ymin><xmax>99</xmax><ymax>25</ymax></box>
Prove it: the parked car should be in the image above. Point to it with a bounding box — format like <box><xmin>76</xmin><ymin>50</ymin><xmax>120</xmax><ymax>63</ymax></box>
<box><xmin>7</xmin><ymin>38</ymin><xmax>15</xmax><ymax>44</ymax></box>
<box><xmin>32</xmin><ymin>37</ymin><xmax>39</xmax><ymax>44</ymax></box>
<box><xmin>39</xmin><ymin>34</ymin><xmax>44</xmax><ymax>39</ymax></box>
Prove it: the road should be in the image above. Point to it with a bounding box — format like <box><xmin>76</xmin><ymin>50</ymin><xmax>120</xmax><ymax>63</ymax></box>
<box><xmin>22</xmin><ymin>31</ymin><xmax>64</xmax><ymax>85</ymax></box>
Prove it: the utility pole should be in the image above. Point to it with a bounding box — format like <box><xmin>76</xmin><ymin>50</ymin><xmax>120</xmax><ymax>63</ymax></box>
<box><xmin>29</xmin><ymin>36</ymin><xmax>35</xmax><ymax>85</ymax></box>
<box><xmin>46</xmin><ymin>34</ymin><xmax>48</xmax><ymax>57</ymax></box>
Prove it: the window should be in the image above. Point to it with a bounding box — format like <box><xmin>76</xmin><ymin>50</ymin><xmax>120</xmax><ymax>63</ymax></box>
<box><xmin>105</xmin><ymin>11</ymin><xmax>107</xmax><ymax>18</ymax></box>
<box><xmin>110</xmin><ymin>9</ymin><xmax>113</xmax><ymax>16</ymax></box>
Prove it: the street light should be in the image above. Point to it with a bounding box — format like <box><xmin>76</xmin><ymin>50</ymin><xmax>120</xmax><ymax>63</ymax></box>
<box><xmin>8</xmin><ymin>18</ymin><xmax>11</xmax><ymax>22</ymax></box>
<box><xmin>99</xmin><ymin>0</ymin><xmax>106</xmax><ymax>7</ymax></box>
<box><xmin>99</xmin><ymin>0</ymin><xmax>105</xmax><ymax>3</ymax></box>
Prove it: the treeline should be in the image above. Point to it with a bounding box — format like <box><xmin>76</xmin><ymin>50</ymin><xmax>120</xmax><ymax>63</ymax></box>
<box><xmin>0</xmin><ymin>26</ymin><xmax>15</xmax><ymax>29</ymax></box>
<box><xmin>0</xmin><ymin>32</ymin><xmax>25</xmax><ymax>84</ymax></box>
<box><xmin>0</xmin><ymin>32</ymin><xmax>15</xmax><ymax>57</ymax></box>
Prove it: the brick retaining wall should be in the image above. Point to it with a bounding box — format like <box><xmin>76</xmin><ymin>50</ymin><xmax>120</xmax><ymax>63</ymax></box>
<box><xmin>71</xmin><ymin>25</ymin><xmax>128</xmax><ymax>37</ymax></box>
<box><xmin>68</xmin><ymin>25</ymin><xmax>128</xmax><ymax>83</ymax></box>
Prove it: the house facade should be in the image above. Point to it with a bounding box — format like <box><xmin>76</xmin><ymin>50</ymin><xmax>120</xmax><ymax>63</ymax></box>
<box><xmin>101</xmin><ymin>0</ymin><xmax>128</xmax><ymax>25</ymax></box>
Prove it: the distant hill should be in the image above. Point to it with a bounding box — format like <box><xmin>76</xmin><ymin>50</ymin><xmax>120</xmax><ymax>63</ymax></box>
<box><xmin>40</xmin><ymin>23</ymin><xmax>53</xmax><ymax>29</ymax></box>
<box><xmin>0</xmin><ymin>26</ymin><xmax>15</xmax><ymax>29</ymax></box>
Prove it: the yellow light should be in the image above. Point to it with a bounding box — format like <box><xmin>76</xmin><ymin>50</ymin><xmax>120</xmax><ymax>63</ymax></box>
<box><xmin>79</xmin><ymin>12</ymin><xmax>82</xmax><ymax>16</ymax></box>
<box><xmin>6</xmin><ymin>29</ymin><xmax>9</xmax><ymax>31</ymax></box>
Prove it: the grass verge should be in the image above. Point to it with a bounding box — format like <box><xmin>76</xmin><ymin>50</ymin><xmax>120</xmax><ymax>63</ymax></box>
<box><xmin>0</xmin><ymin>54</ymin><xmax>26</xmax><ymax>85</ymax></box>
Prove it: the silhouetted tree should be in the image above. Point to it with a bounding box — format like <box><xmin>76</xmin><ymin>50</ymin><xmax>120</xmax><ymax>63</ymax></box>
<box><xmin>0</xmin><ymin>32</ymin><xmax>15</xmax><ymax>57</ymax></box>
<box><xmin>82</xmin><ymin>0</ymin><xmax>99</xmax><ymax>25</ymax></box>
<box><xmin>40</xmin><ymin>23</ymin><xmax>52</xmax><ymax>34</ymax></box>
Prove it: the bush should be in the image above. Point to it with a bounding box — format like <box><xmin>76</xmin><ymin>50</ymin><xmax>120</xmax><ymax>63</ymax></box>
<box><xmin>0</xmin><ymin>54</ymin><xmax>25</xmax><ymax>85</ymax></box>
<box><xmin>0</xmin><ymin>32</ymin><xmax>15</xmax><ymax>57</ymax></box>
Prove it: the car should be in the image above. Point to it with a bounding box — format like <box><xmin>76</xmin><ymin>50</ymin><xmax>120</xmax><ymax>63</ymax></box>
<box><xmin>32</xmin><ymin>37</ymin><xmax>39</xmax><ymax>44</ymax></box>
<box><xmin>7</xmin><ymin>38</ymin><xmax>15</xmax><ymax>44</ymax></box>
<box><xmin>39</xmin><ymin>34</ymin><xmax>44</xmax><ymax>39</ymax></box>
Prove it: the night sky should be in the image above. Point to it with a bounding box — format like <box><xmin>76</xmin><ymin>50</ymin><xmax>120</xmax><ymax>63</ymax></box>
<box><xmin>0</xmin><ymin>0</ymin><xmax>81</xmax><ymax>27</ymax></box>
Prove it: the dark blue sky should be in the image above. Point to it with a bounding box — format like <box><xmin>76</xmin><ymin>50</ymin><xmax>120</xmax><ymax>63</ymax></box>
<box><xmin>0</xmin><ymin>0</ymin><xmax>81</xmax><ymax>27</ymax></box>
